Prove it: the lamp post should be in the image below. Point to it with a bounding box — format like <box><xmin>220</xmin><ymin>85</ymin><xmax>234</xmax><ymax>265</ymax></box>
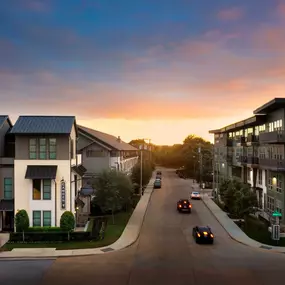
<box><xmin>139</xmin><ymin>138</ymin><xmax>151</xmax><ymax>196</ymax></box>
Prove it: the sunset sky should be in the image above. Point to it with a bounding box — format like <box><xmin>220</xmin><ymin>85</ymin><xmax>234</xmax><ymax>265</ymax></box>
<box><xmin>1</xmin><ymin>0</ymin><xmax>285</xmax><ymax>145</ymax></box>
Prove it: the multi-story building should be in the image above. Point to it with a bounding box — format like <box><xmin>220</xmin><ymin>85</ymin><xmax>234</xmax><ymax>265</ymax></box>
<box><xmin>0</xmin><ymin>116</ymin><xmax>15</xmax><ymax>232</ymax></box>
<box><xmin>77</xmin><ymin>125</ymin><xmax>139</xmax><ymax>184</ymax></box>
<box><xmin>210</xmin><ymin>98</ymin><xmax>285</xmax><ymax>223</ymax></box>
<box><xmin>10</xmin><ymin>116</ymin><xmax>85</xmax><ymax>228</ymax></box>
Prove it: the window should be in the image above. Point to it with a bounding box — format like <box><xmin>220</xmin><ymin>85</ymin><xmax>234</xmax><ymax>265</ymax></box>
<box><xmin>43</xmin><ymin>211</ymin><xmax>51</xmax><ymax>226</ymax></box>
<box><xmin>4</xmin><ymin>178</ymin><xmax>13</xmax><ymax>199</ymax></box>
<box><xmin>32</xmin><ymin>179</ymin><xmax>41</xmax><ymax>200</ymax></box>
<box><xmin>43</xmin><ymin>179</ymin><xmax>51</xmax><ymax>200</ymax></box>
<box><xmin>29</xmin><ymin>138</ymin><xmax>37</xmax><ymax>159</ymax></box>
<box><xmin>33</xmin><ymin>211</ymin><xmax>41</xmax><ymax>227</ymax></box>
<box><xmin>39</xmin><ymin>138</ymin><xmax>47</xmax><ymax>159</ymax></box>
<box><xmin>267</xmin><ymin>196</ymin><xmax>275</xmax><ymax>212</ymax></box>
<box><xmin>258</xmin><ymin>170</ymin><xmax>262</xmax><ymax>185</ymax></box>
<box><xmin>70</xmin><ymin>139</ymin><xmax>74</xmax><ymax>159</ymax></box>
<box><xmin>49</xmin><ymin>138</ymin><xmax>57</xmax><ymax>159</ymax></box>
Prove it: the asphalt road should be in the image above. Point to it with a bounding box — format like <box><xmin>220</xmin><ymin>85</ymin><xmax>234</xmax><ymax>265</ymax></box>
<box><xmin>2</xmin><ymin>169</ymin><xmax>285</xmax><ymax>285</ymax></box>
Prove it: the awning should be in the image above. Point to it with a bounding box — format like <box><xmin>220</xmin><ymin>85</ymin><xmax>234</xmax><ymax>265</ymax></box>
<box><xmin>79</xmin><ymin>185</ymin><xmax>95</xmax><ymax>196</ymax></box>
<box><xmin>0</xmin><ymin>199</ymin><xmax>14</xmax><ymax>211</ymax></box>
<box><xmin>25</xmin><ymin>165</ymin><xmax>58</xmax><ymax>179</ymax></box>
<box><xmin>72</xmin><ymin>165</ymin><xmax>87</xmax><ymax>176</ymax></box>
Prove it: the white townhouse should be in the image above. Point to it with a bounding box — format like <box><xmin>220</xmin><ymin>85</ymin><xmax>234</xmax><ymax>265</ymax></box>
<box><xmin>77</xmin><ymin>125</ymin><xmax>139</xmax><ymax>184</ymax></box>
<box><xmin>10</xmin><ymin>116</ymin><xmax>86</xmax><ymax>228</ymax></box>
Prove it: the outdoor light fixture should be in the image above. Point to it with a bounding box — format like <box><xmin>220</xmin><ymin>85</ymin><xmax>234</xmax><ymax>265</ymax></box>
<box><xmin>272</xmin><ymin>177</ymin><xmax>277</xmax><ymax>186</ymax></box>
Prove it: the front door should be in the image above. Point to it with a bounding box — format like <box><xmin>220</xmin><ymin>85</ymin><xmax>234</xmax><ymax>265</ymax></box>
<box><xmin>2</xmin><ymin>211</ymin><xmax>14</xmax><ymax>232</ymax></box>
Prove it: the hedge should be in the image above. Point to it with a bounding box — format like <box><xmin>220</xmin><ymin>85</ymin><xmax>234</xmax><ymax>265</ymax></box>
<box><xmin>9</xmin><ymin>231</ymin><xmax>94</xmax><ymax>243</ymax></box>
<box><xmin>25</xmin><ymin>227</ymin><xmax>62</xmax><ymax>232</ymax></box>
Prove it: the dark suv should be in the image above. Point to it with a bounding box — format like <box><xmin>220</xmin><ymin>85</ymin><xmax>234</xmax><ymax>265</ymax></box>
<box><xmin>177</xmin><ymin>199</ymin><xmax>192</xmax><ymax>213</ymax></box>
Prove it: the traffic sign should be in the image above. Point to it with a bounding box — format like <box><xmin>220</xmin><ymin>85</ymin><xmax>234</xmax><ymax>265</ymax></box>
<box><xmin>272</xmin><ymin>211</ymin><xmax>282</xmax><ymax>217</ymax></box>
<box><xmin>272</xmin><ymin>224</ymin><xmax>280</xmax><ymax>240</ymax></box>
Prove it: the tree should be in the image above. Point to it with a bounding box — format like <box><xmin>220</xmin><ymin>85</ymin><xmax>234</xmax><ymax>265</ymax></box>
<box><xmin>92</xmin><ymin>169</ymin><xmax>133</xmax><ymax>223</ymax></box>
<box><xmin>131</xmin><ymin>160</ymin><xmax>153</xmax><ymax>190</ymax></box>
<box><xmin>219</xmin><ymin>179</ymin><xmax>258</xmax><ymax>218</ymax></box>
<box><xmin>60</xmin><ymin>211</ymin><xmax>75</xmax><ymax>231</ymax></box>
<box><xmin>15</xmin><ymin>209</ymin><xmax>29</xmax><ymax>232</ymax></box>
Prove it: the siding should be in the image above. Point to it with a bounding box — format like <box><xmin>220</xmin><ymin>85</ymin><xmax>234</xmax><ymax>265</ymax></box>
<box><xmin>15</xmin><ymin>135</ymin><xmax>70</xmax><ymax>160</ymax></box>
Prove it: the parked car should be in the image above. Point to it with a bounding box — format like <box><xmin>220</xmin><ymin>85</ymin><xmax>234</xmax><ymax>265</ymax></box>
<box><xmin>154</xmin><ymin>179</ymin><xmax>161</xmax><ymax>189</ymax></box>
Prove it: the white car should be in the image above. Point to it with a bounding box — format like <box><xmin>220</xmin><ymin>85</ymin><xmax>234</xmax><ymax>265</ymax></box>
<box><xmin>191</xmin><ymin>191</ymin><xmax>201</xmax><ymax>200</ymax></box>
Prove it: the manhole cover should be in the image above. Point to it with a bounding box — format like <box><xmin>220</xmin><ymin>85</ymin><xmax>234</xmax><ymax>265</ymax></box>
<box><xmin>101</xmin><ymin>247</ymin><xmax>114</xmax><ymax>252</ymax></box>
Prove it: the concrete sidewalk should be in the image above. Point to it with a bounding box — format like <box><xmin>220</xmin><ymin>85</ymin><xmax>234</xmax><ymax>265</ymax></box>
<box><xmin>0</xmin><ymin>177</ymin><xmax>156</xmax><ymax>259</ymax></box>
<box><xmin>203</xmin><ymin>195</ymin><xmax>285</xmax><ymax>253</ymax></box>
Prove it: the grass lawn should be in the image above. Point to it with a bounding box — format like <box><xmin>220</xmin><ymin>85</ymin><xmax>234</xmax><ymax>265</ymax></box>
<box><xmin>1</xmin><ymin>211</ymin><xmax>132</xmax><ymax>251</ymax></box>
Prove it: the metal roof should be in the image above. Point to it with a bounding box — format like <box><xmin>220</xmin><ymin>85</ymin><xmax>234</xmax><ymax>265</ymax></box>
<box><xmin>253</xmin><ymin>98</ymin><xmax>285</xmax><ymax>115</ymax></box>
<box><xmin>10</xmin><ymin>116</ymin><xmax>76</xmax><ymax>135</ymax></box>
<box><xmin>25</xmin><ymin>165</ymin><xmax>58</xmax><ymax>179</ymax></box>
<box><xmin>0</xmin><ymin>115</ymin><xmax>12</xmax><ymax>128</ymax></box>
<box><xmin>78</xmin><ymin>125</ymin><xmax>138</xmax><ymax>151</ymax></box>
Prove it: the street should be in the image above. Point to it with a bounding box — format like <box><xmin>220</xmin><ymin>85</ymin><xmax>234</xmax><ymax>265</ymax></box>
<box><xmin>2</xmin><ymin>169</ymin><xmax>285</xmax><ymax>285</ymax></box>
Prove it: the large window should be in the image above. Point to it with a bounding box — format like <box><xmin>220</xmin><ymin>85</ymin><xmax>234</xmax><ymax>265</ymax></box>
<box><xmin>32</xmin><ymin>179</ymin><xmax>41</xmax><ymax>200</ymax></box>
<box><xmin>4</xmin><ymin>178</ymin><xmax>13</xmax><ymax>199</ymax></box>
<box><xmin>49</xmin><ymin>138</ymin><xmax>57</xmax><ymax>159</ymax></box>
<box><xmin>43</xmin><ymin>211</ymin><xmax>51</xmax><ymax>226</ymax></box>
<box><xmin>29</xmin><ymin>138</ymin><xmax>37</xmax><ymax>159</ymax></box>
<box><xmin>70</xmin><ymin>139</ymin><xmax>74</xmax><ymax>159</ymax></box>
<box><xmin>39</xmin><ymin>138</ymin><xmax>47</xmax><ymax>159</ymax></box>
<box><xmin>43</xmin><ymin>179</ymin><xmax>51</xmax><ymax>200</ymax></box>
<box><xmin>258</xmin><ymin>170</ymin><xmax>262</xmax><ymax>185</ymax></box>
<box><xmin>33</xmin><ymin>211</ymin><xmax>41</xmax><ymax>227</ymax></box>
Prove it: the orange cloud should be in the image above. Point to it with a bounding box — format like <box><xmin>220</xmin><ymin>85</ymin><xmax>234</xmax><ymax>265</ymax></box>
<box><xmin>217</xmin><ymin>7</ymin><xmax>244</xmax><ymax>21</ymax></box>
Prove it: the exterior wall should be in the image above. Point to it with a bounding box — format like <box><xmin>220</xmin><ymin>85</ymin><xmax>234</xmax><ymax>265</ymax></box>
<box><xmin>14</xmin><ymin>160</ymin><xmax>72</xmax><ymax>227</ymax></box>
<box><xmin>70</xmin><ymin>125</ymin><xmax>77</xmax><ymax>165</ymax></box>
<box><xmin>266</xmin><ymin>109</ymin><xmax>285</xmax><ymax>128</ymax></box>
<box><xmin>82</xmin><ymin>143</ymin><xmax>110</xmax><ymax>174</ymax></box>
<box><xmin>0</xmin><ymin>120</ymin><xmax>11</xmax><ymax>156</ymax></box>
<box><xmin>15</xmin><ymin>135</ymin><xmax>70</xmax><ymax>160</ymax></box>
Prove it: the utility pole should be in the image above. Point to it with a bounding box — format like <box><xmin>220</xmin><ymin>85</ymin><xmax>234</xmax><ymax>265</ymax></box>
<box><xmin>139</xmin><ymin>138</ymin><xmax>151</xmax><ymax>196</ymax></box>
<box><xmin>198</xmin><ymin>144</ymin><xmax>203</xmax><ymax>193</ymax></box>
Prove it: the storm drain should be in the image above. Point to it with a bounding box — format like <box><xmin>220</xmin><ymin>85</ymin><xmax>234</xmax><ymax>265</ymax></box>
<box><xmin>101</xmin><ymin>247</ymin><xmax>114</xmax><ymax>252</ymax></box>
<box><xmin>260</xmin><ymin>245</ymin><xmax>272</xmax><ymax>250</ymax></box>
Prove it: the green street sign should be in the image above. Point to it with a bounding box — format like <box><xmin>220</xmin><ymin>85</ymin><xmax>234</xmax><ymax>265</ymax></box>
<box><xmin>272</xmin><ymin>211</ymin><xmax>282</xmax><ymax>217</ymax></box>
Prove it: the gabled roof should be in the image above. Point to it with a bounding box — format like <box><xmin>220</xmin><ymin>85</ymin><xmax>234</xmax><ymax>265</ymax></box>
<box><xmin>78</xmin><ymin>125</ymin><xmax>138</xmax><ymax>151</ymax></box>
<box><xmin>0</xmin><ymin>115</ymin><xmax>13</xmax><ymax>128</ymax></box>
<box><xmin>10</xmin><ymin>116</ymin><xmax>76</xmax><ymax>135</ymax></box>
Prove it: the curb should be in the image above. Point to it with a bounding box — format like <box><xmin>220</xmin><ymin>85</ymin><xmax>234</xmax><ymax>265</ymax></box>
<box><xmin>202</xmin><ymin>197</ymin><xmax>285</xmax><ymax>254</ymax></box>
<box><xmin>0</xmin><ymin>175</ymin><xmax>156</xmax><ymax>260</ymax></box>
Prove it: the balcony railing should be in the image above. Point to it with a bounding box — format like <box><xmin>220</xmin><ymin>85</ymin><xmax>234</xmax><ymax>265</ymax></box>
<box><xmin>259</xmin><ymin>158</ymin><xmax>285</xmax><ymax>171</ymax></box>
<box><xmin>259</xmin><ymin>131</ymin><xmax>285</xmax><ymax>144</ymax></box>
<box><xmin>235</xmin><ymin>136</ymin><xmax>246</xmax><ymax>145</ymax></box>
<box><xmin>247</xmin><ymin>156</ymin><xmax>259</xmax><ymax>165</ymax></box>
<box><xmin>247</xmin><ymin>134</ymin><xmax>259</xmax><ymax>144</ymax></box>
<box><xmin>237</xmin><ymin>155</ymin><xmax>248</xmax><ymax>164</ymax></box>
<box><xmin>226</xmin><ymin>139</ymin><xmax>233</xmax><ymax>147</ymax></box>
<box><xmin>226</xmin><ymin>155</ymin><xmax>233</xmax><ymax>164</ymax></box>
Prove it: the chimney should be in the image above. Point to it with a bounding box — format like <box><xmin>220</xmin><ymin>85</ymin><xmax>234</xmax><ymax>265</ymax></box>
<box><xmin>117</xmin><ymin>136</ymin><xmax>121</xmax><ymax>143</ymax></box>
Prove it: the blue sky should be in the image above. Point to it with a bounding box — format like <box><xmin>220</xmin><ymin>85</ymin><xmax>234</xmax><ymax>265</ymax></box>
<box><xmin>0</xmin><ymin>0</ymin><xmax>284</xmax><ymax>143</ymax></box>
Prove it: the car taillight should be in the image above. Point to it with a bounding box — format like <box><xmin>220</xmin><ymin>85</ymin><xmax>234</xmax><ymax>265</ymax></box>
<box><xmin>183</xmin><ymin>201</ymin><xmax>187</xmax><ymax>203</ymax></box>
<box><xmin>189</xmin><ymin>204</ymin><xmax>192</xmax><ymax>208</ymax></box>
<box><xmin>203</xmin><ymin>231</ymin><xmax>208</xmax><ymax>235</ymax></box>
<box><xmin>197</xmin><ymin>233</ymin><xmax>201</xmax><ymax>237</ymax></box>
<box><xmin>178</xmin><ymin>204</ymin><xmax>182</xmax><ymax>208</ymax></box>
<box><xmin>210</xmin><ymin>234</ymin><xmax>214</xmax><ymax>238</ymax></box>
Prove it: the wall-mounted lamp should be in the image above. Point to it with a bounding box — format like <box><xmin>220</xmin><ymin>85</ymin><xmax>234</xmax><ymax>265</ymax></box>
<box><xmin>221</xmin><ymin>163</ymin><xmax>225</xmax><ymax>168</ymax></box>
<box><xmin>272</xmin><ymin>177</ymin><xmax>277</xmax><ymax>186</ymax></box>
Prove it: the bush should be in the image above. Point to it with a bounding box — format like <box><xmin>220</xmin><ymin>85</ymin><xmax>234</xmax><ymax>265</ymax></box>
<box><xmin>26</xmin><ymin>227</ymin><xmax>62</xmax><ymax>232</ymax></box>
<box><xmin>9</xmin><ymin>231</ymin><xmax>93</xmax><ymax>243</ymax></box>
<box><xmin>60</xmin><ymin>211</ymin><xmax>75</xmax><ymax>232</ymax></box>
<box><xmin>15</xmin><ymin>210</ymin><xmax>29</xmax><ymax>232</ymax></box>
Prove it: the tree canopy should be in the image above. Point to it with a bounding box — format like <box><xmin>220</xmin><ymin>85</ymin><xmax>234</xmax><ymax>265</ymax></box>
<box><xmin>151</xmin><ymin>134</ymin><xmax>213</xmax><ymax>182</ymax></box>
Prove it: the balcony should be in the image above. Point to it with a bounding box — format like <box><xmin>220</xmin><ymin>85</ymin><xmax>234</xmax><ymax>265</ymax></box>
<box><xmin>247</xmin><ymin>156</ymin><xmax>259</xmax><ymax>165</ymax></box>
<box><xmin>226</xmin><ymin>139</ymin><xmax>233</xmax><ymax>147</ymax></box>
<box><xmin>259</xmin><ymin>131</ymin><xmax>285</xmax><ymax>144</ymax></box>
<box><xmin>226</xmin><ymin>155</ymin><xmax>233</xmax><ymax>165</ymax></box>
<box><xmin>259</xmin><ymin>158</ymin><xmax>285</xmax><ymax>171</ymax></box>
<box><xmin>235</xmin><ymin>136</ymin><xmax>246</xmax><ymax>145</ymax></box>
<box><xmin>71</xmin><ymin>154</ymin><xmax>82</xmax><ymax>166</ymax></box>
<box><xmin>247</xmin><ymin>134</ymin><xmax>259</xmax><ymax>144</ymax></box>
<box><xmin>237</xmin><ymin>155</ymin><xmax>248</xmax><ymax>165</ymax></box>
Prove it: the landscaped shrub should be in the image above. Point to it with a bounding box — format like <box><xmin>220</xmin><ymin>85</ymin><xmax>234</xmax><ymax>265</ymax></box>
<box><xmin>26</xmin><ymin>227</ymin><xmax>62</xmax><ymax>232</ymax></box>
<box><xmin>9</xmin><ymin>231</ymin><xmax>93</xmax><ymax>243</ymax></box>
<box><xmin>60</xmin><ymin>211</ymin><xmax>75</xmax><ymax>232</ymax></box>
<box><xmin>15</xmin><ymin>209</ymin><xmax>29</xmax><ymax>232</ymax></box>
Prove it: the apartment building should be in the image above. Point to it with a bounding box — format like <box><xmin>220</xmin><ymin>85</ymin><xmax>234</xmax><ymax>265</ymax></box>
<box><xmin>77</xmin><ymin>125</ymin><xmax>139</xmax><ymax>184</ymax></box>
<box><xmin>0</xmin><ymin>116</ymin><xmax>14</xmax><ymax>232</ymax></box>
<box><xmin>210</xmin><ymin>98</ymin><xmax>285</xmax><ymax>223</ymax></box>
<box><xmin>10</xmin><ymin>116</ymin><xmax>86</xmax><ymax>228</ymax></box>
